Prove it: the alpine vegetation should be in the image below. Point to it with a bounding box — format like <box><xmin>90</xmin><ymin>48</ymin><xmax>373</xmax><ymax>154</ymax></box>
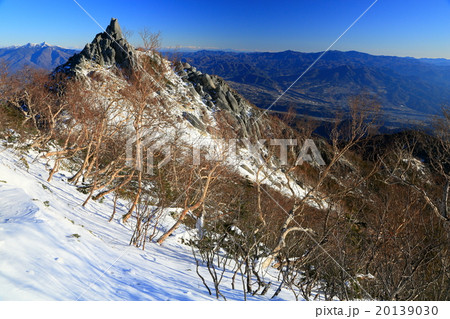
<box><xmin>0</xmin><ymin>18</ymin><xmax>449</xmax><ymax>302</ymax></box>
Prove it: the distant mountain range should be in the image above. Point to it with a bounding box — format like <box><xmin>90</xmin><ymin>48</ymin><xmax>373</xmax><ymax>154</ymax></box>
<box><xmin>3</xmin><ymin>43</ymin><xmax>450</xmax><ymax>129</ymax></box>
<box><xmin>179</xmin><ymin>50</ymin><xmax>450</xmax><ymax>129</ymax></box>
<box><xmin>0</xmin><ymin>43</ymin><xmax>79</xmax><ymax>72</ymax></box>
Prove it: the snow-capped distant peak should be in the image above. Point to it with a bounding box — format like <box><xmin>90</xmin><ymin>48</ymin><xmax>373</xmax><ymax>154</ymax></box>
<box><xmin>23</xmin><ymin>42</ymin><xmax>51</xmax><ymax>48</ymax></box>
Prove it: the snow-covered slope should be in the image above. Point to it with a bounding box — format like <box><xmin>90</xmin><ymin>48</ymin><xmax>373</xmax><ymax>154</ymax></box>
<box><xmin>0</xmin><ymin>146</ymin><xmax>296</xmax><ymax>301</ymax></box>
<box><xmin>0</xmin><ymin>19</ymin><xmax>314</xmax><ymax>301</ymax></box>
<box><xmin>64</xmin><ymin>50</ymin><xmax>310</xmax><ymax>203</ymax></box>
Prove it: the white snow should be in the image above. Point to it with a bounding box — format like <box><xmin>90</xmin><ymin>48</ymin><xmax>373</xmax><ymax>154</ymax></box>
<box><xmin>0</xmin><ymin>146</ymin><xmax>296</xmax><ymax>301</ymax></box>
<box><xmin>0</xmin><ymin>52</ymin><xmax>319</xmax><ymax>301</ymax></box>
<box><xmin>76</xmin><ymin>56</ymin><xmax>311</xmax><ymax>204</ymax></box>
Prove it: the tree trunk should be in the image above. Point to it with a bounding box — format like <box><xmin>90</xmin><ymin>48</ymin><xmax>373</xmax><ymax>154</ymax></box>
<box><xmin>157</xmin><ymin>165</ymin><xmax>218</xmax><ymax>244</ymax></box>
<box><xmin>123</xmin><ymin>170</ymin><xmax>142</xmax><ymax>223</ymax></box>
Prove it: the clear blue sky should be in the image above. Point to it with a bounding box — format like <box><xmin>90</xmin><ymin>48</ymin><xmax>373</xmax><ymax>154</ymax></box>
<box><xmin>1</xmin><ymin>0</ymin><xmax>450</xmax><ymax>58</ymax></box>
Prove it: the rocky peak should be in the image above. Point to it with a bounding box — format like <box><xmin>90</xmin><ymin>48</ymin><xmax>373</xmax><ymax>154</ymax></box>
<box><xmin>176</xmin><ymin>61</ymin><xmax>264</xmax><ymax>139</ymax></box>
<box><xmin>105</xmin><ymin>18</ymin><xmax>123</xmax><ymax>40</ymax></box>
<box><xmin>55</xmin><ymin>18</ymin><xmax>136</xmax><ymax>76</ymax></box>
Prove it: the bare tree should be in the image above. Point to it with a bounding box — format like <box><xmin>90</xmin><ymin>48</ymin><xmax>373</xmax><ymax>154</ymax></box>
<box><xmin>157</xmin><ymin>161</ymin><xmax>222</xmax><ymax>244</ymax></box>
<box><xmin>262</xmin><ymin>95</ymin><xmax>381</xmax><ymax>269</ymax></box>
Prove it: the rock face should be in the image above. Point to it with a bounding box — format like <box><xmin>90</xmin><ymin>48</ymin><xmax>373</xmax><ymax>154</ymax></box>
<box><xmin>53</xmin><ymin>18</ymin><xmax>266</xmax><ymax>140</ymax></box>
<box><xmin>55</xmin><ymin>18</ymin><xmax>136</xmax><ymax>76</ymax></box>
<box><xmin>176</xmin><ymin>62</ymin><xmax>264</xmax><ymax>138</ymax></box>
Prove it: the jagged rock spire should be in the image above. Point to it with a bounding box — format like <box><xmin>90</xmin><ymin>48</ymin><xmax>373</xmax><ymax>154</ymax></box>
<box><xmin>105</xmin><ymin>18</ymin><xmax>124</xmax><ymax>40</ymax></box>
<box><xmin>55</xmin><ymin>18</ymin><xmax>136</xmax><ymax>76</ymax></box>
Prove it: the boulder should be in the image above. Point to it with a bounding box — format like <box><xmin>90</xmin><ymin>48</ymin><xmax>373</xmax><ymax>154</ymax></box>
<box><xmin>182</xmin><ymin>112</ymin><xmax>205</xmax><ymax>131</ymax></box>
<box><xmin>226</xmin><ymin>91</ymin><xmax>240</xmax><ymax>112</ymax></box>
<box><xmin>201</xmin><ymin>74</ymin><xmax>216</xmax><ymax>90</ymax></box>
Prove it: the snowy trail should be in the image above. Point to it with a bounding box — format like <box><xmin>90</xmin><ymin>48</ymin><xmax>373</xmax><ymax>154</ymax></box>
<box><xmin>0</xmin><ymin>147</ymin><xmax>292</xmax><ymax>301</ymax></box>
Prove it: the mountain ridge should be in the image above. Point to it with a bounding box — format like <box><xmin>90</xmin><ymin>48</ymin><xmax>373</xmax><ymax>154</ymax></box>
<box><xmin>0</xmin><ymin>43</ymin><xmax>79</xmax><ymax>72</ymax></box>
<box><xmin>1</xmin><ymin>18</ymin><xmax>449</xmax><ymax>302</ymax></box>
<box><xmin>179</xmin><ymin>49</ymin><xmax>450</xmax><ymax>129</ymax></box>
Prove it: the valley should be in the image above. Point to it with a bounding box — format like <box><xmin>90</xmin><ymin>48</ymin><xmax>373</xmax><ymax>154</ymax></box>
<box><xmin>0</xmin><ymin>12</ymin><xmax>449</xmax><ymax>305</ymax></box>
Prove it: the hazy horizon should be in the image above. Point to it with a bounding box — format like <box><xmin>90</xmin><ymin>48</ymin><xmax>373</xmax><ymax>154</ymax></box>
<box><xmin>3</xmin><ymin>42</ymin><xmax>450</xmax><ymax>62</ymax></box>
<box><xmin>1</xmin><ymin>0</ymin><xmax>450</xmax><ymax>59</ymax></box>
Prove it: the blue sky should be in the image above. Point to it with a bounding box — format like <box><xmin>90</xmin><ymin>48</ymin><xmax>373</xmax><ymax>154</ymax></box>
<box><xmin>1</xmin><ymin>0</ymin><xmax>450</xmax><ymax>58</ymax></box>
